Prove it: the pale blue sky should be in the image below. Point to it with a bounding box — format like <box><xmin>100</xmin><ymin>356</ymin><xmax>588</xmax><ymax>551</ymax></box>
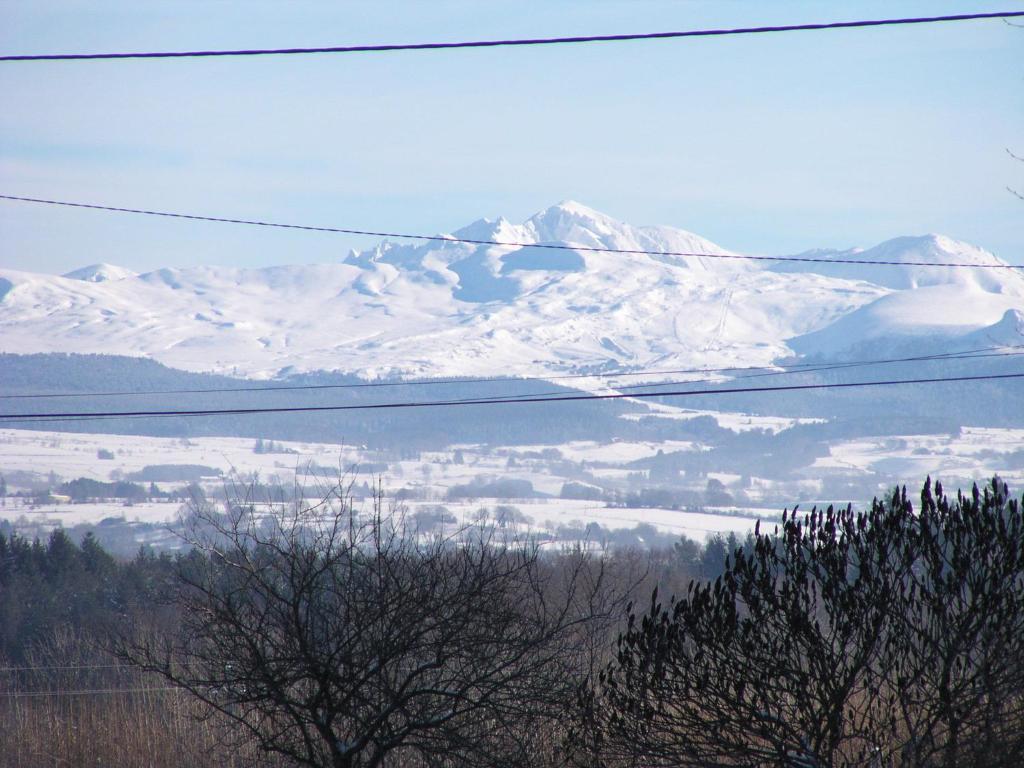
<box><xmin>1</xmin><ymin>0</ymin><xmax>1021</xmax><ymax>273</ymax></box>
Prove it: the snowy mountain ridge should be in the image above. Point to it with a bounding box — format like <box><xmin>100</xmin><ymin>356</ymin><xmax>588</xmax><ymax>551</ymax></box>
<box><xmin>771</xmin><ymin>233</ymin><xmax>1015</xmax><ymax>292</ymax></box>
<box><xmin>2</xmin><ymin>201</ymin><xmax>1021</xmax><ymax>380</ymax></box>
<box><xmin>61</xmin><ymin>263</ymin><xmax>138</xmax><ymax>283</ymax></box>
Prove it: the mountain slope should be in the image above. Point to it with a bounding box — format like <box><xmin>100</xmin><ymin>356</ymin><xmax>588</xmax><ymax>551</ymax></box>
<box><xmin>784</xmin><ymin>236</ymin><xmax>1024</xmax><ymax>359</ymax></box>
<box><xmin>0</xmin><ymin>203</ymin><xmax>1018</xmax><ymax>380</ymax></box>
<box><xmin>62</xmin><ymin>263</ymin><xmax>138</xmax><ymax>283</ymax></box>
<box><xmin>771</xmin><ymin>234</ymin><xmax>1023</xmax><ymax>293</ymax></box>
<box><xmin>789</xmin><ymin>284</ymin><xmax>1024</xmax><ymax>359</ymax></box>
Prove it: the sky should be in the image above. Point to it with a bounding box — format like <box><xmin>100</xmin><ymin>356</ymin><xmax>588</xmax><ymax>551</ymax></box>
<box><xmin>1</xmin><ymin>0</ymin><xmax>1022</xmax><ymax>274</ymax></box>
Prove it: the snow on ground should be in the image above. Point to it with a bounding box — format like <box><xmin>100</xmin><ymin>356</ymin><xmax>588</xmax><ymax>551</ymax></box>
<box><xmin>0</xmin><ymin>428</ymin><xmax>769</xmax><ymax>541</ymax></box>
<box><xmin>812</xmin><ymin>427</ymin><xmax>1024</xmax><ymax>486</ymax></box>
<box><xmin>494</xmin><ymin>439</ymin><xmax>701</xmax><ymax>463</ymax></box>
<box><xmin>0</xmin><ymin>428</ymin><xmax>358</xmax><ymax>482</ymax></box>
<box><xmin>6</xmin><ymin>495</ymin><xmax>772</xmax><ymax>548</ymax></box>
<box><xmin>1</xmin><ymin>498</ymin><xmax>180</xmax><ymax>527</ymax></box>
<box><xmin>4</xmin><ymin>424</ymin><xmax>1021</xmax><ymax>544</ymax></box>
<box><xmin>399</xmin><ymin>499</ymin><xmax>769</xmax><ymax>543</ymax></box>
<box><xmin>622</xmin><ymin>399</ymin><xmax>827</xmax><ymax>433</ymax></box>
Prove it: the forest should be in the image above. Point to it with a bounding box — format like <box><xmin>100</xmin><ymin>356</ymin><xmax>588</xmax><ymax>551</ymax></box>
<box><xmin>0</xmin><ymin>477</ymin><xmax>1021</xmax><ymax>767</ymax></box>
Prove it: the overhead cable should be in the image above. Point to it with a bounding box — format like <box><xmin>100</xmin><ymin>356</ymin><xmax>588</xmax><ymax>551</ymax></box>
<box><xmin>1</xmin><ymin>371</ymin><xmax>1020</xmax><ymax>424</ymax></box>
<box><xmin>1</xmin><ymin>195</ymin><xmax>1020</xmax><ymax>269</ymax></box>
<box><xmin>0</xmin><ymin>663</ymin><xmax>131</xmax><ymax>673</ymax></box>
<box><xmin>2</xmin><ymin>11</ymin><xmax>1022</xmax><ymax>62</ymax></box>
<box><xmin>4</xmin><ymin>348</ymin><xmax>1019</xmax><ymax>405</ymax></box>
<box><xmin>472</xmin><ymin>349</ymin><xmax>1024</xmax><ymax>404</ymax></box>
<box><xmin>1</xmin><ymin>687</ymin><xmax>180</xmax><ymax>698</ymax></box>
<box><xmin>2</xmin><ymin>345</ymin><xmax>1020</xmax><ymax>401</ymax></box>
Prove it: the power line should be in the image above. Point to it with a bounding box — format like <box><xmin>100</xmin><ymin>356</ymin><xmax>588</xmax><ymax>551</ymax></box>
<box><xmin>1</xmin><ymin>371</ymin><xmax>1020</xmax><ymax>424</ymax></box>
<box><xmin>579</xmin><ymin>348</ymin><xmax>1024</xmax><ymax>397</ymax></box>
<box><xmin>3</xmin><ymin>345</ymin><xmax>1019</xmax><ymax>401</ymax></box>
<box><xmin>0</xmin><ymin>663</ymin><xmax>130</xmax><ymax>673</ymax></box>
<box><xmin>394</xmin><ymin>349</ymin><xmax>1024</xmax><ymax>405</ymax></box>
<box><xmin>3</xmin><ymin>194</ymin><xmax>1022</xmax><ymax>269</ymax></box>
<box><xmin>2</xmin><ymin>11</ymin><xmax>1022</xmax><ymax>62</ymax></box>
<box><xmin>80</xmin><ymin>355</ymin><xmax>1024</xmax><ymax>428</ymax></box>
<box><xmin>3</xmin><ymin>356</ymin><xmax>1020</xmax><ymax>425</ymax></box>
<box><xmin>1</xmin><ymin>687</ymin><xmax>180</xmax><ymax>698</ymax></box>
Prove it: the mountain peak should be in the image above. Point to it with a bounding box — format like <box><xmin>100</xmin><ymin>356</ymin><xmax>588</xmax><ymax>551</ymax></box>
<box><xmin>547</xmin><ymin>199</ymin><xmax>605</xmax><ymax>217</ymax></box>
<box><xmin>2</xmin><ymin>205</ymin><xmax>1016</xmax><ymax>380</ymax></box>
<box><xmin>451</xmin><ymin>216</ymin><xmax>502</xmax><ymax>242</ymax></box>
<box><xmin>870</xmin><ymin>233</ymin><xmax>992</xmax><ymax>260</ymax></box>
<box><xmin>522</xmin><ymin>201</ymin><xmax>628</xmax><ymax>249</ymax></box>
<box><xmin>774</xmin><ymin>233</ymin><xmax>1020</xmax><ymax>293</ymax></box>
<box><xmin>529</xmin><ymin>200</ymin><xmax>616</xmax><ymax>231</ymax></box>
<box><xmin>62</xmin><ymin>263</ymin><xmax>137</xmax><ymax>283</ymax></box>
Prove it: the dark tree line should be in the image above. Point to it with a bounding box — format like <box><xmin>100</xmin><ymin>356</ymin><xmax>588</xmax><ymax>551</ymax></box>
<box><xmin>577</xmin><ymin>478</ymin><xmax>1024</xmax><ymax>767</ymax></box>
<box><xmin>0</xmin><ymin>528</ymin><xmax>175</xmax><ymax>664</ymax></box>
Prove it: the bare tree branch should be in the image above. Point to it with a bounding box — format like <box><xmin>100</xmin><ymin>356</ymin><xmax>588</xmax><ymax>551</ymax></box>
<box><xmin>118</xmin><ymin>476</ymin><xmax>623</xmax><ymax>768</ymax></box>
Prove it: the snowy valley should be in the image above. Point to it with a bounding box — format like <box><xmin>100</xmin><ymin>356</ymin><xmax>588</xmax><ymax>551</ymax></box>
<box><xmin>1</xmin><ymin>202</ymin><xmax>1022</xmax><ymax>548</ymax></box>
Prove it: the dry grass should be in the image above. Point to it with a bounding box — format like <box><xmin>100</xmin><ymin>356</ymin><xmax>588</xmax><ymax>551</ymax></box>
<box><xmin>1</xmin><ymin>633</ymin><xmax>266</xmax><ymax>768</ymax></box>
<box><xmin>1</xmin><ymin>687</ymin><xmax>249</xmax><ymax>768</ymax></box>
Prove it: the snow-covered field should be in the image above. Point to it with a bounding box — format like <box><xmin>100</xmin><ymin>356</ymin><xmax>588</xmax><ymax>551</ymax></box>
<box><xmin>1</xmin><ymin>496</ymin><xmax>770</xmax><ymax>547</ymax></box>
<box><xmin>493</xmin><ymin>439</ymin><xmax>699</xmax><ymax>464</ymax></box>
<box><xmin>399</xmin><ymin>499</ymin><xmax>767</xmax><ymax>542</ymax></box>
<box><xmin>1</xmin><ymin>499</ymin><xmax>180</xmax><ymax>527</ymax></box>
<box><xmin>3</xmin><ymin>422</ymin><xmax>1022</xmax><ymax>548</ymax></box>
<box><xmin>0</xmin><ymin>427</ymin><xmax>359</xmax><ymax>484</ymax></box>
<box><xmin>812</xmin><ymin>427</ymin><xmax>1024</xmax><ymax>486</ymax></box>
<box><xmin>621</xmin><ymin>400</ymin><xmax>827</xmax><ymax>433</ymax></box>
<box><xmin>0</xmin><ymin>428</ymin><xmax>770</xmax><ymax>541</ymax></box>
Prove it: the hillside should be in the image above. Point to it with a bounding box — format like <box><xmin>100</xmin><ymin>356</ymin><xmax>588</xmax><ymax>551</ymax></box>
<box><xmin>0</xmin><ymin>202</ymin><xmax>1020</xmax><ymax>382</ymax></box>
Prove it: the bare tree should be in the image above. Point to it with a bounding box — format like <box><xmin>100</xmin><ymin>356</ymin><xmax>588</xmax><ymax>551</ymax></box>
<box><xmin>120</xmin><ymin>481</ymin><xmax>619</xmax><ymax>768</ymax></box>
<box><xmin>1008</xmin><ymin>148</ymin><xmax>1024</xmax><ymax>201</ymax></box>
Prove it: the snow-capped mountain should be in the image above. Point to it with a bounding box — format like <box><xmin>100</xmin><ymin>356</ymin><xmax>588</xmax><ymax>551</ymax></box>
<box><xmin>62</xmin><ymin>263</ymin><xmax>138</xmax><ymax>283</ymax></box>
<box><xmin>771</xmin><ymin>234</ymin><xmax>1018</xmax><ymax>293</ymax></box>
<box><xmin>782</xmin><ymin>236</ymin><xmax>1024</xmax><ymax>359</ymax></box>
<box><xmin>0</xmin><ymin>202</ymin><xmax>1020</xmax><ymax>379</ymax></box>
